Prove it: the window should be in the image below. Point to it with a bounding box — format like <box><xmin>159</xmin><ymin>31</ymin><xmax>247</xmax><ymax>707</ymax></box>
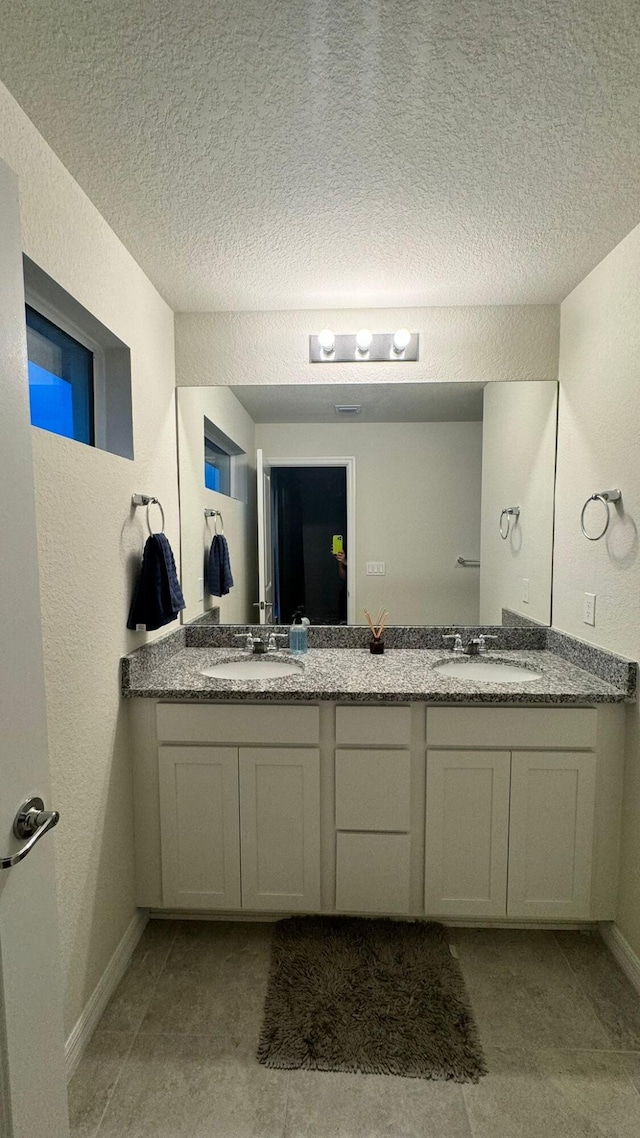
<box><xmin>203</xmin><ymin>416</ymin><xmax>245</xmax><ymax>498</ymax></box>
<box><xmin>23</xmin><ymin>256</ymin><xmax>134</xmax><ymax>460</ymax></box>
<box><xmin>204</xmin><ymin>436</ymin><xmax>231</xmax><ymax>494</ymax></box>
<box><xmin>26</xmin><ymin>306</ymin><xmax>95</xmax><ymax>445</ymax></box>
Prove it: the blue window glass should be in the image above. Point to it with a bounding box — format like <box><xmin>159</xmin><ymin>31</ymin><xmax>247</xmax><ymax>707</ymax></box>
<box><xmin>204</xmin><ymin>436</ymin><xmax>231</xmax><ymax>494</ymax></box>
<box><xmin>26</xmin><ymin>306</ymin><xmax>94</xmax><ymax>445</ymax></box>
<box><xmin>204</xmin><ymin>461</ymin><xmax>221</xmax><ymax>491</ymax></box>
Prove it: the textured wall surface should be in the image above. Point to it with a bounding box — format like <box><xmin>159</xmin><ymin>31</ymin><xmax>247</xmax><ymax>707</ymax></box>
<box><xmin>480</xmin><ymin>382</ymin><xmax>557</xmax><ymax>624</ymax></box>
<box><xmin>176</xmin><ymin>306</ymin><xmax>559</xmax><ymax>389</ymax></box>
<box><xmin>177</xmin><ymin>387</ymin><xmax>257</xmax><ymax>623</ymax></box>
<box><xmin>0</xmin><ymin>2</ymin><xmax>639</xmax><ymax>310</ymax></box>
<box><xmin>255</xmin><ymin>421</ymin><xmax>483</xmax><ymax>626</ymax></box>
<box><xmin>555</xmin><ymin>222</ymin><xmax>640</xmax><ymax>956</ymax></box>
<box><xmin>0</xmin><ymin>81</ymin><xmax>179</xmax><ymax>1036</ymax></box>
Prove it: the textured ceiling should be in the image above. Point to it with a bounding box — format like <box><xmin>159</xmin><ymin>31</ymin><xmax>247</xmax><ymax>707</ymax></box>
<box><xmin>1</xmin><ymin>1</ymin><xmax>639</xmax><ymax>312</ymax></box>
<box><xmin>230</xmin><ymin>381</ymin><xmax>485</xmax><ymax>422</ymax></box>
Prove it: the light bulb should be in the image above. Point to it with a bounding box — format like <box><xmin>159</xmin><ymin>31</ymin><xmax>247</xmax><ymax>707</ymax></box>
<box><xmin>355</xmin><ymin>328</ymin><xmax>373</xmax><ymax>353</ymax></box>
<box><xmin>318</xmin><ymin>329</ymin><xmax>335</xmax><ymax>355</ymax></box>
<box><xmin>392</xmin><ymin>328</ymin><xmax>411</xmax><ymax>354</ymax></box>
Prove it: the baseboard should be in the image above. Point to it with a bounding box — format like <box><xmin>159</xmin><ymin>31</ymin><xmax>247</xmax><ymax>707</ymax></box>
<box><xmin>65</xmin><ymin>909</ymin><xmax>148</xmax><ymax>1081</ymax></box>
<box><xmin>600</xmin><ymin>921</ymin><xmax>640</xmax><ymax>996</ymax></box>
<box><xmin>148</xmin><ymin>908</ymin><xmax>593</xmax><ymax>933</ymax></box>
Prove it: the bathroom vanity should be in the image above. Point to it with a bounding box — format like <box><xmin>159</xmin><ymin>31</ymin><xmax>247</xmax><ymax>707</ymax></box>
<box><xmin>125</xmin><ymin>635</ymin><xmax>634</xmax><ymax>927</ymax></box>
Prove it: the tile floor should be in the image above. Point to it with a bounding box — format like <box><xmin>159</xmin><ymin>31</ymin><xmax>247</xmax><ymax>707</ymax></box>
<box><xmin>69</xmin><ymin>920</ymin><xmax>640</xmax><ymax>1137</ymax></box>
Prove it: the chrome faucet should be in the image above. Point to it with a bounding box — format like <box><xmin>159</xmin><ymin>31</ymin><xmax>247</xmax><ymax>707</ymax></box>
<box><xmin>443</xmin><ymin>633</ymin><xmax>498</xmax><ymax>656</ymax></box>
<box><xmin>234</xmin><ymin>632</ymin><xmax>288</xmax><ymax>655</ymax></box>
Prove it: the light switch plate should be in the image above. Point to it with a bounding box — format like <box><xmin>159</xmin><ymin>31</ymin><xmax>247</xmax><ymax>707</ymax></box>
<box><xmin>522</xmin><ymin>578</ymin><xmax>530</xmax><ymax>603</ymax></box>
<box><xmin>583</xmin><ymin>592</ymin><xmax>596</xmax><ymax>626</ymax></box>
<box><xmin>366</xmin><ymin>562</ymin><xmax>386</xmax><ymax>576</ymax></box>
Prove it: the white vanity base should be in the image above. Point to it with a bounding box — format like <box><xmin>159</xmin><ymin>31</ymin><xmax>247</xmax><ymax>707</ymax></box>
<box><xmin>130</xmin><ymin>699</ymin><xmax>625</xmax><ymax>924</ymax></box>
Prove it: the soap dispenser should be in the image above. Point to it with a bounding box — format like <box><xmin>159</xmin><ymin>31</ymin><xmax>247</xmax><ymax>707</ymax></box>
<box><xmin>289</xmin><ymin>611</ymin><xmax>309</xmax><ymax>655</ymax></box>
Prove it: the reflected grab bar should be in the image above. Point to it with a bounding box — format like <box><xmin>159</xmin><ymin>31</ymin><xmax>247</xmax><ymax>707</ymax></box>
<box><xmin>457</xmin><ymin>556</ymin><xmax>480</xmax><ymax>567</ymax></box>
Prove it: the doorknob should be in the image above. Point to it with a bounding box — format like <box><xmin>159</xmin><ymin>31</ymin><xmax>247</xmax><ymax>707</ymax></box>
<box><xmin>0</xmin><ymin>797</ymin><xmax>60</xmax><ymax>870</ymax></box>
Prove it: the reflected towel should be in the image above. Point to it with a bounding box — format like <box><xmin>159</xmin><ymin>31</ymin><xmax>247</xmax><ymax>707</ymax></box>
<box><xmin>208</xmin><ymin>534</ymin><xmax>234</xmax><ymax>597</ymax></box>
<box><xmin>127</xmin><ymin>533</ymin><xmax>186</xmax><ymax>631</ymax></box>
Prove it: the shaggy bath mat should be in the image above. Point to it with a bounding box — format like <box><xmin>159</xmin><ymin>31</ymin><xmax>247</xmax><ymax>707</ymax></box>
<box><xmin>257</xmin><ymin>916</ymin><xmax>486</xmax><ymax>1083</ymax></box>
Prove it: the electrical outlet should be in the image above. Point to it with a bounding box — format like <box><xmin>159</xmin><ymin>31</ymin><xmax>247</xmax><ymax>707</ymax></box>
<box><xmin>366</xmin><ymin>562</ymin><xmax>386</xmax><ymax>576</ymax></box>
<box><xmin>583</xmin><ymin>592</ymin><xmax>596</xmax><ymax>626</ymax></box>
<box><xmin>198</xmin><ymin>577</ymin><xmax>204</xmax><ymax>601</ymax></box>
<box><xmin>522</xmin><ymin>578</ymin><xmax>530</xmax><ymax>603</ymax></box>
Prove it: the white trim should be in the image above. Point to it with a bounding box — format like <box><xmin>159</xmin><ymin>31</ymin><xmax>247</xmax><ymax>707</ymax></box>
<box><xmin>65</xmin><ymin>909</ymin><xmax>148</xmax><ymax>1081</ymax></box>
<box><xmin>265</xmin><ymin>455</ymin><xmax>357</xmax><ymax>623</ymax></box>
<box><xmin>600</xmin><ymin>922</ymin><xmax>640</xmax><ymax>996</ymax></box>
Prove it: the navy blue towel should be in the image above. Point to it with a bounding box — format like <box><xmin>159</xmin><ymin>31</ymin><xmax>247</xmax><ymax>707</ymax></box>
<box><xmin>127</xmin><ymin>533</ymin><xmax>186</xmax><ymax>631</ymax></box>
<box><xmin>207</xmin><ymin>534</ymin><xmax>234</xmax><ymax>597</ymax></box>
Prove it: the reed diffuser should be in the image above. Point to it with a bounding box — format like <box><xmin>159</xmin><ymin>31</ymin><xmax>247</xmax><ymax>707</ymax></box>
<box><xmin>364</xmin><ymin>607</ymin><xmax>388</xmax><ymax>654</ymax></box>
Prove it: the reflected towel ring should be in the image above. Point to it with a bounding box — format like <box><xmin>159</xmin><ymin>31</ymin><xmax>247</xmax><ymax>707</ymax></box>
<box><xmin>499</xmin><ymin>506</ymin><xmax>520</xmax><ymax>540</ymax></box>
<box><xmin>580</xmin><ymin>490</ymin><xmax>622</xmax><ymax>541</ymax></box>
<box><xmin>204</xmin><ymin>508</ymin><xmax>224</xmax><ymax>536</ymax></box>
<box><xmin>146</xmin><ymin>498</ymin><xmax>165</xmax><ymax>536</ymax></box>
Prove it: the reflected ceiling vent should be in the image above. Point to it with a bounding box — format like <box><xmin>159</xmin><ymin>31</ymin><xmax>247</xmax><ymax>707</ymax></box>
<box><xmin>334</xmin><ymin>404</ymin><xmax>362</xmax><ymax>415</ymax></box>
<box><xmin>310</xmin><ymin>330</ymin><xmax>419</xmax><ymax>362</ymax></box>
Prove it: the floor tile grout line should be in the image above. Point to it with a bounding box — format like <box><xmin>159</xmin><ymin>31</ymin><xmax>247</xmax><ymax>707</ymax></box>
<box><xmin>460</xmin><ymin>1083</ymin><xmax>479</xmax><ymax>1138</ymax></box>
<box><xmin>91</xmin><ymin>1032</ymin><xmax>138</xmax><ymax>1138</ymax></box>
<box><xmin>91</xmin><ymin>922</ymin><xmax>181</xmax><ymax>1138</ymax></box>
<box><xmin>280</xmin><ymin>1071</ymin><xmax>291</xmax><ymax>1138</ymax></box>
<box><xmin>128</xmin><ymin>920</ymin><xmax>181</xmax><ymax>1043</ymax></box>
<box><xmin>551</xmin><ymin>929</ymin><xmax>619</xmax><ymax>1048</ymax></box>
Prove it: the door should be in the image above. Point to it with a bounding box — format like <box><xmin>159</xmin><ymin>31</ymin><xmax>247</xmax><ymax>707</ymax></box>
<box><xmin>425</xmin><ymin>750</ymin><xmax>511</xmax><ymax>917</ymax></box>
<box><xmin>239</xmin><ymin>748</ymin><xmax>320</xmax><ymax>910</ymax></box>
<box><xmin>158</xmin><ymin>747</ymin><xmax>241</xmax><ymax>909</ymax></box>
<box><xmin>256</xmin><ymin>448</ymin><xmax>273</xmax><ymax>624</ymax></box>
<box><xmin>508</xmin><ymin>751</ymin><xmax>596</xmax><ymax>919</ymax></box>
<box><xmin>0</xmin><ymin>160</ymin><xmax>69</xmax><ymax>1136</ymax></box>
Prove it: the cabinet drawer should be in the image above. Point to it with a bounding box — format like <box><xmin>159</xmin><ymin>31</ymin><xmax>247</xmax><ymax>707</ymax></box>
<box><xmin>335</xmin><ymin>749</ymin><xmax>410</xmax><ymax>831</ymax></box>
<box><xmin>336</xmin><ymin>705</ymin><xmax>411</xmax><ymax>746</ymax></box>
<box><xmin>156</xmin><ymin>703</ymin><xmax>319</xmax><ymax>745</ymax></box>
<box><xmin>335</xmin><ymin>832</ymin><xmax>410</xmax><ymax>914</ymax></box>
<box><xmin>427</xmin><ymin>708</ymin><xmax>597</xmax><ymax>751</ymax></box>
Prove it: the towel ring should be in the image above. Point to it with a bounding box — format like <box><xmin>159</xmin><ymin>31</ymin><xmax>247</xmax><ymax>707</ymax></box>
<box><xmin>205</xmin><ymin>509</ymin><xmax>224</xmax><ymax>536</ymax></box>
<box><xmin>499</xmin><ymin>506</ymin><xmax>520</xmax><ymax>540</ymax></box>
<box><xmin>146</xmin><ymin>498</ymin><xmax>165</xmax><ymax>536</ymax></box>
<box><xmin>580</xmin><ymin>490</ymin><xmax>622</xmax><ymax>541</ymax></box>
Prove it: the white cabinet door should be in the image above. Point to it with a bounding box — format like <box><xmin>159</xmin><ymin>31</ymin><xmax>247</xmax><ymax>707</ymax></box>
<box><xmin>425</xmin><ymin>750</ymin><xmax>511</xmax><ymax>918</ymax></box>
<box><xmin>508</xmin><ymin>751</ymin><xmax>596</xmax><ymax>920</ymax></box>
<box><xmin>159</xmin><ymin>746</ymin><xmax>241</xmax><ymax>909</ymax></box>
<box><xmin>239</xmin><ymin>748</ymin><xmax>320</xmax><ymax>910</ymax></box>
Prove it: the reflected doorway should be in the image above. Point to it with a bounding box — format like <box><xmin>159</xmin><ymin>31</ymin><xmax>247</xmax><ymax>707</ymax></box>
<box><xmin>272</xmin><ymin>466</ymin><xmax>348</xmax><ymax>625</ymax></box>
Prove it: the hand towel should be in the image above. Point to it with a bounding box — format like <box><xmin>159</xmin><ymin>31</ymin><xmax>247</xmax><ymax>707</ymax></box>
<box><xmin>127</xmin><ymin>533</ymin><xmax>186</xmax><ymax>631</ymax></box>
<box><xmin>207</xmin><ymin>533</ymin><xmax>234</xmax><ymax>597</ymax></box>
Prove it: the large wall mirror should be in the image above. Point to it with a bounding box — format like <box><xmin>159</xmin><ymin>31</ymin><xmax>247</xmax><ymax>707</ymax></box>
<box><xmin>176</xmin><ymin>381</ymin><xmax>558</xmax><ymax>628</ymax></box>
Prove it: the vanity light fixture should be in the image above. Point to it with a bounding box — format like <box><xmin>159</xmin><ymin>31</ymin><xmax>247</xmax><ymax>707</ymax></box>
<box><xmin>309</xmin><ymin>330</ymin><xmax>419</xmax><ymax>362</ymax></box>
<box><xmin>392</xmin><ymin>328</ymin><xmax>412</xmax><ymax>354</ymax></box>
<box><xmin>355</xmin><ymin>328</ymin><xmax>373</xmax><ymax>354</ymax></box>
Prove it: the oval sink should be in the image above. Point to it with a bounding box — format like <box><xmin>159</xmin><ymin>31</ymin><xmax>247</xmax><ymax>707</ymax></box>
<box><xmin>434</xmin><ymin>659</ymin><xmax>542</xmax><ymax>684</ymax></box>
<box><xmin>201</xmin><ymin>658</ymin><xmax>303</xmax><ymax>680</ymax></box>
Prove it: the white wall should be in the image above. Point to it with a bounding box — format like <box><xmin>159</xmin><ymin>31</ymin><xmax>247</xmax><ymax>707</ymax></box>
<box><xmin>256</xmin><ymin>421</ymin><xmax>483</xmax><ymax>626</ymax></box>
<box><xmin>0</xmin><ymin>81</ymin><xmax>179</xmax><ymax>1036</ymax></box>
<box><xmin>480</xmin><ymin>381</ymin><xmax>558</xmax><ymax>624</ymax></box>
<box><xmin>175</xmin><ymin>306</ymin><xmax>559</xmax><ymax>388</ymax></box>
<box><xmin>555</xmin><ymin>221</ymin><xmax>640</xmax><ymax>958</ymax></box>
<box><xmin>177</xmin><ymin>387</ymin><xmax>256</xmax><ymax>623</ymax></box>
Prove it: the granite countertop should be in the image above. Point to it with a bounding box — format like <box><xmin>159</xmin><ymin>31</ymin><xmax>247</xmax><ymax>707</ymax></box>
<box><xmin>122</xmin><ymin>647</ymin><xmax>631</xmax><ymax>704</ymax></box>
